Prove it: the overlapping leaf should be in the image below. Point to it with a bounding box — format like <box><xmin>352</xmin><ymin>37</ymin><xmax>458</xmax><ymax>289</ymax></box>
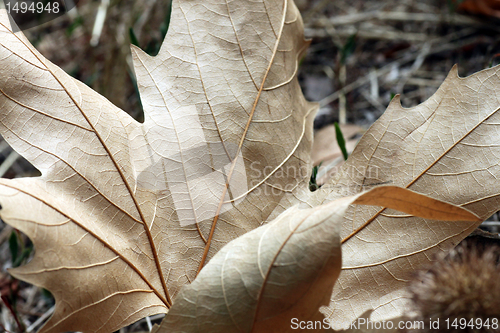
<box><xmin>153</xmin><ymin>187</ymin><xmax>478</xmax><ymax>333</ymax></box>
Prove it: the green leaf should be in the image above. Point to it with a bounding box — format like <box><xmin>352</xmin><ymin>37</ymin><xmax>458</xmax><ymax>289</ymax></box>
<box><xmin>129</xmin><ymin>27</ymin><xmax>140</xmax><ymax>48</ymax></box>
<box><xmin>340</xmin><ymin>33</ymin><xmax>357</xmax><ymax>65</ymax></box>
<box><xmin>309</xmin><ymin>163</ymin><xmax>321</xmax><ymax>192</ymax></box>
<box><xmin>8</xmin><ymin>231</ymin><xmax>18</xmax><ymax>266</ymax></box>
<box><xmin>334</xmin><ymin>122</ymin><xmax>349</xmax><ymax>160</ymax></box>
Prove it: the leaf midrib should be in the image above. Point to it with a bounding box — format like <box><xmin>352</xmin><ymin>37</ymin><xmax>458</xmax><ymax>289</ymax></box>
<box><xmin>341</xmin><ymin>102</ymin><xmax>500</xmax><ymax>244</ymax></box>
<box><xmin>3</xmin><ymin>24</ymin><xmax>173</xmax><ymax>307</ymax></box>
<box><xmin>197</xmin><ymin>0</ymin><xmax>290</xmax><ymax>274</ymax></box>
<box><xmin>1</xmin><ymin>182</ymin><xmax>169</xmax><ymax>307</ymax></box>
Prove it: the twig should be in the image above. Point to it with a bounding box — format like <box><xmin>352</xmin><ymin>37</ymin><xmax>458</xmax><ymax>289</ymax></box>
<box><xmin>90</xmin><ymin>0</ymin><xmax>110</xmax><ymax>46</ymax></box>
<box><xmin>396</xmin><ymin>42</ymin><xmax>431</xmax><ymax>92</ymax></box>
<box><xmin>0</xmin><ymin>322</ymin><xmax>15</xmax><ymax>333</ymax></box>
<box><xmin>318</xmin><ymin>29</ymin><xmax>477</xmax><ymax>107</ymax></box>
<box><xmin>360</xmin><ymin>89</ymin><xmax>386</xmax><ymax>114</ymax></box>
<box><xmin>133</xmin><ymin>0</ymin><xmax>159</xmax><ymax>41</ymax></box>
<box><xmin>305</xmin><ymin>26</ymin><xmax>429</xmax><ymax>41</ymax></box>
<box><xmin>405</xmin><ymin>77</ymin><xmax>446</xmax><ymax>87</ymax></box>
<box><xmin>146</xmin><ymin>316</ymin><xmax>153</xmax><ymax>331</ymax></box>
<box><xmin>481</xmin><ymin>221</ymin><xmax>500</xmax><ymax>227</ymax></box>
<box><xmin>338</xmin><ymin>64</ymin><xmax>347</xmax><ymax>124</ymax></box>
<box><xmin>312</xmin><ymin>11</ymin><xmax>495</xmax><ymax>28</ymax></box>
<box><xmin>25</xmin><ymin>305</ymin><xmax>54</xmax><ymax>333</ymax></box>
<box><xmin>1</xmin><ymin>294</ymin><xmax>24</xmax><ymax>333</ymax></box>
<box><xmin>369</xmin><ymin>69</ymin><xmax>379</xmax><ymax>100</ymax></box>
<box><xmin>0</xmin><ymin>141</ymin><xmax>11</xmax><ymax>155</ymax></box>
<box><xmin>303</xmin><ymin>0</ymin><xmax>335</xmax><ymax>23</ymax></box>
<box><xmin>0</xmin><ymin>150</ymin><xmax>19</xmax><ymax>178</ymax></box>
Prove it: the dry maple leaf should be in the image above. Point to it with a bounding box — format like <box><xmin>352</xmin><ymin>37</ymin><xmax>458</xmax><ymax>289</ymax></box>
<box><xmin>0</xmin><ymin>0</ymin><xmax>499</xmax><ymax>332</ymax></box>
<box><xmin>0</xmin><ymin>0</ymin><xmax>315</xmax><ymax>331</ymax></box>
<box><xmin>308</xmin><ymin>65</ymin><xmax>500</xmax><ymax>327</ymax></box>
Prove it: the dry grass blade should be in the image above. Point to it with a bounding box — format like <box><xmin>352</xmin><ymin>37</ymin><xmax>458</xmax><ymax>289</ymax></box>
<box><xmin>353</xmin><ymin>186</ymin><xmax>480</xmax><ymax>222</ymax></box>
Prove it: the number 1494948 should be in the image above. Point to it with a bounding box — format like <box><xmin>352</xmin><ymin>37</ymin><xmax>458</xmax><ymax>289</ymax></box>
<box><xmin>445</xmin><ymin>318</ymin><xmax>498</xmax><ymax>330</ymax></box>
<box><xmin>5</xmin><ymin>1</ymin><xmax>60</xmax><ymax>14</ymax></box>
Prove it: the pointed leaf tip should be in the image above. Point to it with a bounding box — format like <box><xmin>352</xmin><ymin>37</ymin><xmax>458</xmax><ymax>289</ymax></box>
<box><xmin>388</xmin><ymin>94</ymin><xmax>401</xmax><ymax>108</ymax></box>
<box><xmin>450</xmin><ymin>63</ymin><xmax>459</xmax><ymax>78</ymax></box>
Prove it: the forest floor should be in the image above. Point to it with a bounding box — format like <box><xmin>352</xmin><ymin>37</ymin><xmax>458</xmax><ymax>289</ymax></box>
<box><xmin>0</xmin><ymin>0</ymin><xmax>500</xmax><ymax>332</ymax></box>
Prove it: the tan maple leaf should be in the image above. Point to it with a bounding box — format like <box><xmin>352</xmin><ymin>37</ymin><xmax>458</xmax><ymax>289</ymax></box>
<box><xmin>310</xmin><ymin>65</ymin><xmax>500</xmax><ymax>327</ymax></box>
<box><xmin>0</xmin><ymin>0</ymin><xmax>499</xmax><ymax>332</ymax></box>
<box><xmin>0</xmin><ymin>0</ymin><xmax>315</xmax><ymax>331</ymax></box>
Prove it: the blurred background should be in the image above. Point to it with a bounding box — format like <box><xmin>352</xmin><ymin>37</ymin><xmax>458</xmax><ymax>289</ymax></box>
<box><xmin>0</xmin><ymin>0</ymin><xmax>499</xmax><ymax>331</ymax></box>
